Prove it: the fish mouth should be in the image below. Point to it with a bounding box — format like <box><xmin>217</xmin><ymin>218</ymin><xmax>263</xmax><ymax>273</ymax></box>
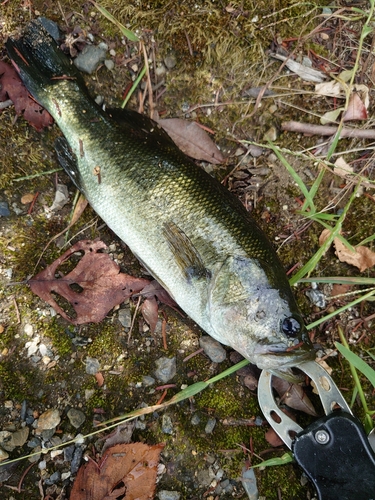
<box><xmin>252</xmin><ymin>342</ymin><xmax>316</xmax><ymax>371</ymax></box>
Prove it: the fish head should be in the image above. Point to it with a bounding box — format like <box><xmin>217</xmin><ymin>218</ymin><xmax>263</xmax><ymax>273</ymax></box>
<box><xmin>208</xmin><ymin>256</ymin><xmax>315</xmax><ymax>372</ymax></box>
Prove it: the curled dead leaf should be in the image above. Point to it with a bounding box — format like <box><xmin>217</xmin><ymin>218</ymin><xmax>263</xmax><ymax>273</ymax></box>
<box><xmin>272</xmin><ymin>377</ymin><xmax>317</xmax><ymax>416</ymax></box>
<box><xmin>319</xmin><ymin>229</ymin><xmax>375</xmax><ymax>272</ymax></box>
<box><xmin>0</xmin><ymin>60</ymin><xmax>53</xmax><ymax>131</ymax></box>
<box><xmin>343</xmin><ymin>92</ymin><xmax>368</xmax><ymax>121</ymax></box>
<box><xmin>157</xmin><ymin>118</ymin><xmax>224</xmax><ymax>164</ymax></box>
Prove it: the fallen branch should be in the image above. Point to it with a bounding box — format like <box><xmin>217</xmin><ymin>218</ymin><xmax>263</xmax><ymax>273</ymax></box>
<box><xmin>282</xmin><ymin>121</ymin><xmax>375</xmax><ymax>140</ymax></box>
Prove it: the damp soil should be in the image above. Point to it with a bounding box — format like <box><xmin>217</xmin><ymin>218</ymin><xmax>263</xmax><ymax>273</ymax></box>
<box><xmin>0</xmin><ymin>1</ymin><xmax>375</xmax><ymax>499</ymax></box>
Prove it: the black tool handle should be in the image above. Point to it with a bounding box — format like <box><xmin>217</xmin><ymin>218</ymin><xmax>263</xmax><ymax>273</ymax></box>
<box><xmin>293</xmin><ymin>411</ymin><xmax>375</xmax><ymax>500</ymax></box>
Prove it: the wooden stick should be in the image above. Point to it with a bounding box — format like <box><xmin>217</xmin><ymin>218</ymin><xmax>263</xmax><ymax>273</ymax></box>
<box><xmin>282</xmin><ymin>121</ymin><xmax>375</xmax><ymax>139</ymax></box>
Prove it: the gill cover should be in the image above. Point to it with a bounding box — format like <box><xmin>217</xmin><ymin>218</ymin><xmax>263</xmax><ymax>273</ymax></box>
<box><xmin>208</xmin><ymin>256</ymin><xmax>304</xmax><ymax>356</ymax></box>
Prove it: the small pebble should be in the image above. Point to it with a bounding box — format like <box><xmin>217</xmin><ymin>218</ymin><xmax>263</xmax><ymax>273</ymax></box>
<box><xmin>38</xmin><ymin>460</ymin><xmax>47</xmax><ymax>470</ymax></box>
<box><xmin>39</xmin><ymin>343</ymin><xmax>53</xmax><ymax>357</ymax></box>
<box><xmin>191</xmin><ymin>413</ymin><xmax>200</xmax><ymax>426</ymax></box>
<box><xmin>104</xmin><ymin>59</ymin><xmax>114</xmax><ymax>71</ymax></box>
<box><xmin>154</xmin><ymin>357</ymin><xmax>176</xmax><ymax>383</ymax></box>
<box><xmin>161</xmin><ymin>414</ymin><xmax>173</xmax><ymax>435</ymax></box>
<box><xmin>0</xmin><ymin>448</ymin><xmax>9</xmax><ymax>462</ymax></box>
<box><xmin>164</xmin><ymin>53</ymin><xmax>177</xmax><ymax>69</ymax></box>
<box><xmin>241</xmin><ymin>467</ymin><xmax>258</xmax><ymax>499</ymax></box>
<box><xmin>158</xmin><ymin>491</ymin><xmax>181</xmax><ymax>500</ymax></box>
<box><xmin>85</xmin><ymin>357</ymin><xmax>100</xmax><ymax>375</ymax></box>
<box><xmin>64</xmin><ymin>444</ymin><xmax>75</xmax><ymax>462</ymax></box>
<box><xmin>199</xmin><ymin>336</ymin><xmax>226</xmax><ymax>363</ymax></box>
<box><xmin>24</xmin><ymin>324</ymin><xmax>34</xmax><ymax>336</ymax></box>
<box><xmin>21</xmin><ymin>193</ymin><xmax>35</xmax><ymax>204</ymax></box>
<box><xmin>27</xmin><ymin>436</ymin><xmax>41</xmax><ymax>448</ymax></box>
<box><xmin>263</xmin><ymin>125</ymin><xmax>278</xmax><ymax>142</ymax></box>
<box><xmin>142</xmin><ymin>375</ymin><xmax>155</xmax><ymax>387</ymax></box>
<box><xmin>7</xmin><ymin>427</ymin><xmax>29</xmax><ymax>449</ymax></box>
<box><xmin>67</xmin><ymin>408</ymin><xmax>86</xmax><ymax>429</ymax></box>
<box><xmin>45</xmin><ymin>470</ymin><xmax>61</xmax><ymax>485</ymax></box>
<box><xmin>0</xmin><ymin>201</ymin><xmax>11</xmax><ymax>217</ymax></box>
<box><xmin>37</xmin><ymin>408</ymin><xmax>61</xmax><ymax>431</ymax></box>
<box><xmin>204</xmin><ymin>417</ymin><xmax>216</xmax><ymax>434</ymax></box>
<box><xmin>50</xmin><ymin>449</ymin><xmax>63</xmax><ymax>459</ymax></box>
<box><xmin>118</xmin><ymin>308</ymin><xmax>132</xmax><ymax>329</ymax></box>
<box><xmin>74</xmin><ymin>43</ymin><xmax>108</xmax><ymax>74</ymax></box>
<box><xmin>71</xmin><ymin>446</ymin><xmax>84</xmax><ymax>474</ymax></box>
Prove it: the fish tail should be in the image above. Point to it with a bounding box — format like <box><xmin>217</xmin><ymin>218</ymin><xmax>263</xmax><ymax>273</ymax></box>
<box><xmin>6</xmin><ymin>18</ymin><xmax>85</xmax><ymax>108</ymax></box>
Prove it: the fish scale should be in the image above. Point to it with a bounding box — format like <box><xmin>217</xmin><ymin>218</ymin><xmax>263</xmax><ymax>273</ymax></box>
<box><xmin>6</xmin><ymin>18</ymin><xmax>315</xmax><ymax>376</ymax></box>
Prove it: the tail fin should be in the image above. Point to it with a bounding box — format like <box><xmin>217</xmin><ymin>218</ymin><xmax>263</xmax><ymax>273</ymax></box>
<box><xmin>6</xmin><ymin>18</ymin><xmax>85</xmax><ymax>108</ymax></box>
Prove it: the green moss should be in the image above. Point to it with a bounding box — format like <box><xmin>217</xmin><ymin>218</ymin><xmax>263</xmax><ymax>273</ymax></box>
<box><xmin>41</xmin><ymin>318</ymin><xmax>73</xmax><ymax>357</ymax></box>
<box><xmin>0</xmin><ymin>359</ymin><xmax>40</xmax><ymax>401</ymax></box>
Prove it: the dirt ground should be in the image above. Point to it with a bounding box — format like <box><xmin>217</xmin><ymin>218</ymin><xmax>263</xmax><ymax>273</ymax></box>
<box><xmin>0</xmin><ymin>1</ymin><xmax>375</xmax><ymax>499</ymax></box>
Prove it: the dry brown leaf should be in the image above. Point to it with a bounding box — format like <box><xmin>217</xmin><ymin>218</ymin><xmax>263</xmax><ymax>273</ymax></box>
<box><xmin>333</xmin><ymin>157</ymin><xmax>353</xmax><ymax>178</ymax></box>
<box><xmin>157</xmin><ymin>118</ymin><xmax>224</xmax><ymax>164</ymax></box>
<box><xmin>343</xmin><ymin>92</ymin><xmax>368</xmax><ymax>121</ymax></box>
<box><xmin>0</xmin><ymin>60</ymin><xmax>53</xmax><ymax>131</ymax></box>
<box><xmin>319</xmin><ymin>229</ymin><xmax>375</xmax><ymax>272</ymax></box>
<box><xmin>70</xmin><ymin>442</ymin><xmax>165</xmax><ymax>500</ymax></box>
<box><xmin>141</xmin><ymin>296</ymin><xmax>159</xmax><ymax>334</ymax></box>
<box><xmin>265</xmin><ymin>407</ymin><xmax>297</xmax><ymax>447</ymax></box>
<box><xmin>318</xmin><ymin>228</ymin><xmax>332</xmax><ymax>248</ymax></box>
<box><xmin>334</xmin><ymin>239</ymin><xmax>375</xmax><ymax>272</ymax></box>
<box><xmin>272</xmin><ymin>377</ymin><xmax>317</xmax><ymax>416</ymax></box>
<box><xmin>331</xmin><ymin>283</ymin><xmax>352</xmax><ymax>297</ymax></box>
<box><xmin>28</xmin><ymin>240</ymin><xmax>149</xmax><ymax>324</ymax></box>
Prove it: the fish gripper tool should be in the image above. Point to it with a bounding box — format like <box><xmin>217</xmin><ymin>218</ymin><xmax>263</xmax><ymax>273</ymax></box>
<box><xmin>258</xmin><ymin>360</ymin><xmax>375</xmax><ymax>500</ymax></box>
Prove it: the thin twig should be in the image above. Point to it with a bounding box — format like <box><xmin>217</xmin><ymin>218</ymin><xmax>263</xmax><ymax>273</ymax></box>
<box><xmin>12</xmin><ymin>296</ymin><xmax>21</xmax><ymax>324</ymax></box>
<box><xmin>282</xmin><ymin>121</ymin><xmax>375</xmax><ymax>139</ymax></box>
<box><xmin>128</xmin><ymin>295</ymin><xmax>142</xmax><ymax>343</ymax></box>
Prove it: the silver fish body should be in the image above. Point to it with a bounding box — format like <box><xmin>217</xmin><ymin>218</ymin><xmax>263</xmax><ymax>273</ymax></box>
<box><xmin>6</xmin><ymin>19</ymin><xmax>315</xmax><ymax>373</ymax></box>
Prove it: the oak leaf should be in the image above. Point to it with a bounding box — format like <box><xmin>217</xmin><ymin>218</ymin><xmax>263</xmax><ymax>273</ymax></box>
<box><xmin>70</xmin><ymin>442</ymin><xmax>165</xmax><ymax>500</ymax></box>
<box><xmin>0</xmin><ymin>60</ymin><xmax>53</xmax><ymax>131</ymax></box>
<box><xmin>28</xmin><ymin>240</ymin><xmax>149</xmax><ymax>324</ymax></box>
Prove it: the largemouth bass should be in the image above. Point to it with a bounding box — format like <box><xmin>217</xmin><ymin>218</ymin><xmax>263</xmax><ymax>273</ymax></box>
<box><xmin>6</xmin><ymin>19</ymin><xmax>315</xmax><ymax>375</ymax></box>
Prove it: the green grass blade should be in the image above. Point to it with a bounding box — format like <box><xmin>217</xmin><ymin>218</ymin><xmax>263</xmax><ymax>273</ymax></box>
<box><xmin>121</xmin><ymin>65</ymin><xmax>147</xmax><ymax>108</ymax></box>
<box><xmin>267</xmin><ymin>142</ymin><xmax>315</xmax><ymax>213</ymax></box>
<box><xmin>251</xmin><ymin>452</ymin><xmax>294</xmax><ymax>468</ymax></box>
<box><xmin>301</xmin><ymin>166</ymin><xmax>325</xmax><ymax>213</ymax></box>
<box><xmin>93</xmin><ymin>2</ymin><xmax>140</xmax><ymax>41</ymax></box>
<box><xmin>335</xmin><ymin>342</ymin><xmax>375</xmax><ymax>388</ymax></box>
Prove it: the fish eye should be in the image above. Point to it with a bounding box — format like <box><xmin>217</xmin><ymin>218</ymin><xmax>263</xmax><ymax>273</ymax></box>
<box><xmin>281</xmin><ymin>316</ymin><xmax>301</xmax><ymax>338</ymax></box>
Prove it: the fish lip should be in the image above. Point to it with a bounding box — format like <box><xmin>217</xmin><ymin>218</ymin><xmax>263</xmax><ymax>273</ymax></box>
<box><xmin>252</xmin><ymin>343</ymin><xmax>316</xmax><ymax>370</ymax></box>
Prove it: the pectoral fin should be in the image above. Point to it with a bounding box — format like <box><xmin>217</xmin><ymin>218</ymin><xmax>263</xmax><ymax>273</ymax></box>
<box><xmin>163</xmin><ymin>221</ymin><xmax>210</xmax><ymax>282</ymax></box>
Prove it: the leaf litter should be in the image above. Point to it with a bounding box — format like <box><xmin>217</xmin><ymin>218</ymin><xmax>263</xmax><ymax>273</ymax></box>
<box><xmin>319</xmin><ymin>229</ymin><xmax>375</xmax><ymax>273</ymax></box>
<box><xmin>70</xmin><ymin>442</ymin><xmax>164</xmax><ymax>500</ymax></box>
<box><xmin>0</xmin><ymin>60</ymin><xmax>53</xmax><ymax>131</ymax></box>
<box><xmin>28</xmin><ymin>239</ymin><xmax>177</xmax><ymax>327</ymax></box>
